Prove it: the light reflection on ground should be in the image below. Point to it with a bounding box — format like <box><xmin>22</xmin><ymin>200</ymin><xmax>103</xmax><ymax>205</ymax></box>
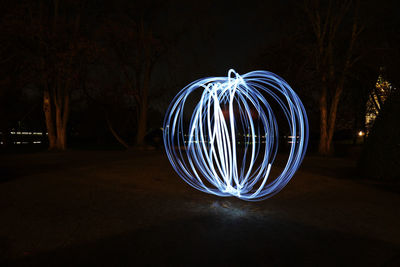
<box><xmin>187</xmin><ymin>199</ymin><xmax>274</xmax><ymax>219</ymax></box>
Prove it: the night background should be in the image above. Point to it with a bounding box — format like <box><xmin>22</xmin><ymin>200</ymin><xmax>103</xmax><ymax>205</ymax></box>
<box><xmin>0</xmin><ymin>0</ymin><xmax>399</xmax><ymax>266</ymax></box>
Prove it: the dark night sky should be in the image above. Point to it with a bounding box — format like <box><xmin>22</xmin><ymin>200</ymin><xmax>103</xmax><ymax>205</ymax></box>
<box><xmin>159</xmin><ymin>0</ymin><xmax>301</xmax><ymax>77</ymax></box>
<box><xmin>146</xmin><ymin>0</ymin><xmax>306</xmax><ymax>112</ymax></box>
<box><xmin>1</xmin><ymin>0</ymin><xmax>400</xmax><ymax>139</ymax></box>
<box><xmin>144</xmin><ymin>0</ymin><xmax>400</xmax><ymax>116</ymax></box>
<box><xmin>150</xmin><ymin>0</ymin><xmax>400</xmax><ymax>86</ymax></box>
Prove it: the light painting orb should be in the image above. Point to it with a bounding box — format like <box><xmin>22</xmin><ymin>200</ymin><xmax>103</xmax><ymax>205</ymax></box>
<box><xmin>163</xmin><ymin>69</ymin><xmax>308</xmax><ymax>201</ymax></box>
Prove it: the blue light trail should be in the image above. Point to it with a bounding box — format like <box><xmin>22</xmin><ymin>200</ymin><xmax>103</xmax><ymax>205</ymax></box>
<box><xmin>163</xmin><ymin>69</ymin><xmax>308</xmax><ymax>201</ymax></box>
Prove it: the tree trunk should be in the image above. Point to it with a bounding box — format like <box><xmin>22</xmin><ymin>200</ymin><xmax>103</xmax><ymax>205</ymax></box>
<box><xmin>318</xmin><ymin>77</ymin><xmax>330</xmax><ymax>155</ymax></box>
<box><xmin>318</xmin><ymin>86</ymin><xmax>343</xmax><ymax>155</ymax></box>
<box><xmin>326</xmin><ymin>86</ymin><xmax>343</xmax><ymax>150</ymax></box>
<box><xmin>105</xmin><ymin>113</ymin><xmax>130</xmax><ymax>149</ymax></box>
<box><xmin>135</xmin><ymin>61</ymin><xmax>151</xmax><ymax>147</ymax></box>
<box><xmin>55</xmin><ymin>94</ymin><xmax>68</xmax><ymax>150</ymax></box>
<box><xmin>43</xmin><ymin>88</ymin><xmax>69</xmax><ymax>151</ymax></box>
<box><xmin>60</xmin><ymin>92</ymin><xmax>69</xmax><ymax>149</ymax></box>
<box><xmin>43</xmin><ymin>89</ymin><xmax>57</xmax><ymax>149</ymax></box>
<box><xmin>55</xmin><ymin>106</ymin><xmax>66</xmax><ymax>150</ymax></box>
<box><xmin>135</xmin><ymin>100</ymin><xmax>148</xmax><ymax>146</ymax></box>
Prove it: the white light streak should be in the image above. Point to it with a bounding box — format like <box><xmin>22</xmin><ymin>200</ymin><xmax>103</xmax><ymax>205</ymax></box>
<box><xmin>163</xmin><ymin>69</ymin><xmax>309</xmax><ymax>201</ymax></box>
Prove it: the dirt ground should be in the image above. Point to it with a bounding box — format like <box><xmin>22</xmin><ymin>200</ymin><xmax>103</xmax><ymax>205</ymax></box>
<box><xmin>0</xmin><ymin>150</ymin><xmax>399</xmax><ymax>266</ymax></box>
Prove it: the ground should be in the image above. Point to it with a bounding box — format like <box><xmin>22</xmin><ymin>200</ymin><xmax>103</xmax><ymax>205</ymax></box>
<box><xmin>0</xmin><ymin>150</ymin><xmax>399</xmax><ymax>266</ymax></box>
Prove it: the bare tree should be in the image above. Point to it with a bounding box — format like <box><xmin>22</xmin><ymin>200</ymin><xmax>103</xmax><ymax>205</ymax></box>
<box><xmin>98</xmin><ymin>11</ymin><xmax>164</xmax><ymax>148</ymax></box>
<box><xmin>305</xmin><ymin>0</ymin><xmax>362</xmax><ymax>155</ymax></box>
<box><xmin>28</xmin><ymin>0</ymin><xmax>89</xmax><ymax>150</ymax></box>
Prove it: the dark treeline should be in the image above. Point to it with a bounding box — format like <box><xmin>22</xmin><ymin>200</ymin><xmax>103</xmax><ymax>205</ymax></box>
<box><xmin>0</xmin><ymin>0</ymin><xmax>399</xmax><ymax>165</ymax></box>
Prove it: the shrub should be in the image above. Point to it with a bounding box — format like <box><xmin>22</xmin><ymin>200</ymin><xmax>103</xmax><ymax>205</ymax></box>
<box><xmin>359</xmin><ymin>89</ymin><xmax>400</xmax><ymax>180</ymax></box>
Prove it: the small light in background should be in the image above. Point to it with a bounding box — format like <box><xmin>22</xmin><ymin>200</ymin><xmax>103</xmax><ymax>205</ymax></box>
<box><xmin>358</xmin><ymin>131</ymin><xmax>365</xmax><ymax>137</ymax></box>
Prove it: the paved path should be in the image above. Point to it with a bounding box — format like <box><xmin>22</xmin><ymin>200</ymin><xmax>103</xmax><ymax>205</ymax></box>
<box><xmin>0</xmin><ymin>151</ymin><xmax>399</xmax><ymax>266</ymax></box>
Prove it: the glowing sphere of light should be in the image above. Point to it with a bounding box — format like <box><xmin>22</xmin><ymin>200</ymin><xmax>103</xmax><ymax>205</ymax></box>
<box><xmin>163</xmin><ymin>69</ymin><xmax>308</xmax><ymax>201</ymax></box>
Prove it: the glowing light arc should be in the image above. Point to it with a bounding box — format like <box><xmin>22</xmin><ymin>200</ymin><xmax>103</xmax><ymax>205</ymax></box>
<box><xmin>163</xmin><ymin>69</ymin><xmax>308</xmax><ymax>201</ymax></box>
